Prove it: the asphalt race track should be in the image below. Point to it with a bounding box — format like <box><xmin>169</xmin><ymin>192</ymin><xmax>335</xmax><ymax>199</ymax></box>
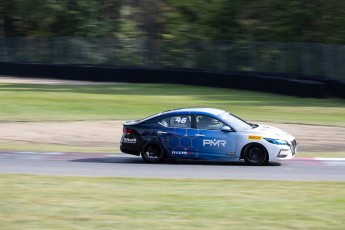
<box><xmin>0</xmin><ymin>151</ymin><xmax>344</xmax><ymax>181</ymax></box>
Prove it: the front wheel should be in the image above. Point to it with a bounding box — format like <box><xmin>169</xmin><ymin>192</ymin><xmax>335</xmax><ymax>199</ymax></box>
<box><xmin>141</xmin><ymin>143</ymin><xmax>165</xmax><ymax>163</ymax></box>
<box><xmin>243</xmin><ymin>145</ymin><xmax>268</xmax><ymax>166</ymax></box>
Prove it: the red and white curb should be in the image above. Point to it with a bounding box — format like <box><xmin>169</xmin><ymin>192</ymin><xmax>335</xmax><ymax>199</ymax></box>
<box><xmin>292</xmin><ymin>157</ymin><xmax>345</xmax><ymax>166</ymax></box>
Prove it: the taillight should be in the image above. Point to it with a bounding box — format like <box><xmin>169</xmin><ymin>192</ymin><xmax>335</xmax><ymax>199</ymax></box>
<box><xmin>123</xmin><ymin>128</ymin><xmax>135</xmax><ymax>135</ymax></box>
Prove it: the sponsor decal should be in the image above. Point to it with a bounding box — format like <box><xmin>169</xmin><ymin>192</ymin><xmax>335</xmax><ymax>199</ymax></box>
<box><xmin>281</xmin><ymin>149</ymin><xmax>289</xmax><ymax>151</ymax></box>
<box><xmin>172</xmin><ymin>151</ymin><xmax>190</xmax><ymax>155</ymax></box>
<box><xmin>123</xmin><ymin>138</ymin><xmax>137</xmax><ymax>144</ymax></box>
<box><xmin>203</xmin><ymin>139</ymin><xmax>226</xmax><ymax>147</ymax></box>
<box><xmin>248</xmin><ymin>135</ymin><xmax>262</xmax><ymax>140</ymax></box>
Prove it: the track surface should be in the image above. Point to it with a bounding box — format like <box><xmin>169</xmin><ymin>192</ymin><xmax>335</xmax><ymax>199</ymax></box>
<box><xmin>1</xmin><ymin>151</ymin><xmax>344</xmax><ymax>181</ymax></box>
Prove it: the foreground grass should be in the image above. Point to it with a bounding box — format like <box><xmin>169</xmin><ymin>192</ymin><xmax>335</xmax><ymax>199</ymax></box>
<box><xmin>0</xmin><ymin>83</ymin><xmax>344</xmax><ymax>126</ymax></box>
<box><xmin>0</xmin><ymin>175</ymin><xmax>344</xmax><ymax>230</ymax></box>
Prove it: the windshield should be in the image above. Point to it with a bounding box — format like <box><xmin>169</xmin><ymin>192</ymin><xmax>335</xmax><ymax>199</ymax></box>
<box><xmin>218</xmin><ymin>112</ymin><xmax>253</xmax><ymax>131</ymax></box>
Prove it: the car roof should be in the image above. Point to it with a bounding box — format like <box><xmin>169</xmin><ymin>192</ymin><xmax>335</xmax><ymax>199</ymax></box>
<box><xmin>135</xmin><ymin>108</ymin><xmax>228</xmax><ymax>124</ymax></box>
<box><xmin>161</xmin><ymin>108</ymin><xmax>226</xmax><ymax>116</ymax></box>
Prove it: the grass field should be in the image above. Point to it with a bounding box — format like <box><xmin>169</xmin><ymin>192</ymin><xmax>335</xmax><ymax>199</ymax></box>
<box><xmin>0</xmin><ymin>83</ymin><xmax>344</xmax><ymax>125</ymax></box>
<box><xmin>0</xmin><ymin>175</ymin><xmax>344</xmax><ymax>230</ymax></box>
<box><xmin>1</xmin><ymin>82</ymin><xmax>344</xmax><ymax>229</ymax></box>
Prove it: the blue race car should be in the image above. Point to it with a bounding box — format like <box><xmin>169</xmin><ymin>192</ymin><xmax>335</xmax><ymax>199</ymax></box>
<box><xmin>120</xmin><ymin>108</ymin><xmax>297</xmax><ymax>165</ymax></box>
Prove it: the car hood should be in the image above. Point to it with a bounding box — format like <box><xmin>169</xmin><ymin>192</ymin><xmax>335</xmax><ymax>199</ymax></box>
<box><xmin>243</xmin><ymin>124</ymin><xmax>295</xmax><ymax>141</ymax></box>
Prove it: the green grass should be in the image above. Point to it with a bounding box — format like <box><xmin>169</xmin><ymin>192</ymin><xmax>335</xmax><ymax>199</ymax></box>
<box><xmin>1</xmin><ymin>82</ymin><xmax>344</xmax><ymax>155</ymax></box>
<box><xmin>0</xmin><ymin>175</ymin><xmax>344</xmax><ymax>230</ymax></box>
<box><xmin>1</xmin><ymin>83</ymin><xmax>343</xmax><ymax>229</ymax></box>
<box><xmin>0</xmin><ymin>83</ymin><xmax>344</xmax><ymax>125</ymax></box>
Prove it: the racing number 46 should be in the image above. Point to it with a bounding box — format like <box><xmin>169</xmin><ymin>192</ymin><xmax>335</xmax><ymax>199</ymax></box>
<box><xmin>175</xmin><ymin>117</ymin><xmax>187</xmax><ymax>124</ymax></box>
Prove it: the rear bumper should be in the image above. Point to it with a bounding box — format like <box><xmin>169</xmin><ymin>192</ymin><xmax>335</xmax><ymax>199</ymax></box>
<box><xmin>120</xmin><ymin>145</ymin><xmax>141</xmax><ymax>156</ymax></box>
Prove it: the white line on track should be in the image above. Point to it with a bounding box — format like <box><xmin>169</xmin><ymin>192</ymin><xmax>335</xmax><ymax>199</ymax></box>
<box><xmin>314</xmin><ymin>157</ymin><xmax>345</xmax><ymax>166</ymax></box>
<box><xmin>315</xmin><ymin>158</ymin><xmax>345</xmax><ymax>161</ymax></box>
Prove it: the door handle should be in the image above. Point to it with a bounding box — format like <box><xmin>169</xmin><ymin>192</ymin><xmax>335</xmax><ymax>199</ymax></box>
<box><xmin>195</xmin><ymin>134</ymin><xmax>205</xmax><ymax>137</ymax></box>
<box><xmin>158</xmin><ymin>131</ymin><xmax>167</xmax><ymax>134</ymax></box>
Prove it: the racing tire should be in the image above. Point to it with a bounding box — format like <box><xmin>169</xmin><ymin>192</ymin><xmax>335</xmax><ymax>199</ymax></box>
<box><xmin>141</xmin><ymin>143</ymin><xmax>165</xmax><ymax>163</ymax></box>
<box><xmin>243</xmin><ymin>144</ymin><xmax>268</xmax><ymax>166</ymax></box>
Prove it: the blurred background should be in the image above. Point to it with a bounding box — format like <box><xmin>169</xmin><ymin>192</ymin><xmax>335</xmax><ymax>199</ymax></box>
<box><xmin>1</xmin><ymin>0</ymin><xmax>344</xmax><ymax>78</ymax></box>
<box><xmin>0</xmin><ymin>2</ymin><xmax>345</xmax><ymax>229</ymax></box>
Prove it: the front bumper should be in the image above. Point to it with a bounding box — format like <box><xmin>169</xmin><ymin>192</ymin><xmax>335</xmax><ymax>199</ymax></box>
<box><xmin>268</xmin><ymin>139</ymin><xmax>297</xmax><ymax>160</ymax></box>
<box><xmin>276</xmin><ymin>148</ymin><xmax>296</xmax><ymax>159</ymax></box>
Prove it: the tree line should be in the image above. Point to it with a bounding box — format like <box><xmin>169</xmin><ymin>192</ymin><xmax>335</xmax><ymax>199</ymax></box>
<box><xmin>1</xmin><ymin>0</ymin><xmax>344</xmax><ymax>44</ymax></box>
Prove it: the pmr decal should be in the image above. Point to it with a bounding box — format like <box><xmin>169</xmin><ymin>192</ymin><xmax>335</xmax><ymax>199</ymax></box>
<box><xmin>123</xmin><ymin>138</ymin><xmax>137</xmax><ymax>143</ymax></box>
<box><xmin>203</xmin><ymin>139</ymin><xmax>226</xmax><ymax>147</ymax></box>
<box><xmin>248</xmin><ymin>135</ymin><xmax>262</xmax><ymax>140</ymax></box>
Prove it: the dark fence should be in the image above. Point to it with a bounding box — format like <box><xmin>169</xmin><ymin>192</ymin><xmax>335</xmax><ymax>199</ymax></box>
<box><xmin>1</xmin><ymin>37</ymin><xmax>344</xmax><ymax>80</ymax></box>
<box><xmin>1</xmin><ymin>37</ymin><xmax>344</xmax><ymax>98</ymax></box>
<box><xmin>1</xmin><ymin>62</ymin><xmax>344</xmax><ymax>98</ymax></box>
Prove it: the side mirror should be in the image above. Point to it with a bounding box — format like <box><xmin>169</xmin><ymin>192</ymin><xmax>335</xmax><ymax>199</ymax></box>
<box><xmin>221</xmin><ymin>126</ymin><xmax>232</xmax><ymax>132</ymax></box>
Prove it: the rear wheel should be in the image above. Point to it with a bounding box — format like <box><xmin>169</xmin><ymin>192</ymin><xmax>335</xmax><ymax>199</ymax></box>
<box><xmin>141</xmin><ymin>143</ymin><xmax>165</xmax><ymax>163</ymax></box>
<box><xmin>243</xmin><ymin>145</ymin><xmax>268</xmax><ymax>166</ymax></box>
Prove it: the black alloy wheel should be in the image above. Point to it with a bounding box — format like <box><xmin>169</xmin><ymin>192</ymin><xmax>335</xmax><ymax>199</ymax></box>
<box><xmin>141</xmin><ymin>143</ymin><xmax>165</xmax><ymax>163</ymax></box>
<box><xmin>243</xmin><ymin>145</ymin><xmax>268</xmax><ymax>166</ymax></box>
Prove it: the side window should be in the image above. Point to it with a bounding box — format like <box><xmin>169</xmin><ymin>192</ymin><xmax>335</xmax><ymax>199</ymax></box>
<box><xmin>158</xmin><ymin>117</ymin><xmax>169</xmax><ymax>127</ymax></box>
<box><xmin>170</xmin><ymin>115</ymin><xmax>191</xmax><ymax>128</ymax></box>
<box><xmin>159</xmin><ymin>115</ymin><xmax>191</xmax><ymax>128</ymax></box>
<box><xmin>196</xmin><ymin>115</ymin><xmax>224</xmax><ymax>130</ymax></box>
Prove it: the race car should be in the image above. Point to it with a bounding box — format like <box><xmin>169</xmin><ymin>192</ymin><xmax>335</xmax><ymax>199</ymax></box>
<box><xmin>120</xmin><ymin>108</ymin><xmax>297</xmax><ymax>165</ymax></box>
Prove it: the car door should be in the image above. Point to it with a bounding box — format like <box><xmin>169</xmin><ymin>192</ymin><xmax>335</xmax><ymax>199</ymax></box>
<box><xmin>194</xmin><ymin>115</ymin><xmax>237</xmax><ymax>160</ymax></box>
<box><xmin>157</xmin><ymin>114</ymin><xmax>198</xmax><ymax>159</ymax></box>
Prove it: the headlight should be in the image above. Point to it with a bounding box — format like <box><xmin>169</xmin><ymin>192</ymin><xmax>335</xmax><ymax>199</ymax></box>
<box><xmin>264</xmin><ymin>138</ymin><xmax>289</xmax><ymax>145</ymax></box>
